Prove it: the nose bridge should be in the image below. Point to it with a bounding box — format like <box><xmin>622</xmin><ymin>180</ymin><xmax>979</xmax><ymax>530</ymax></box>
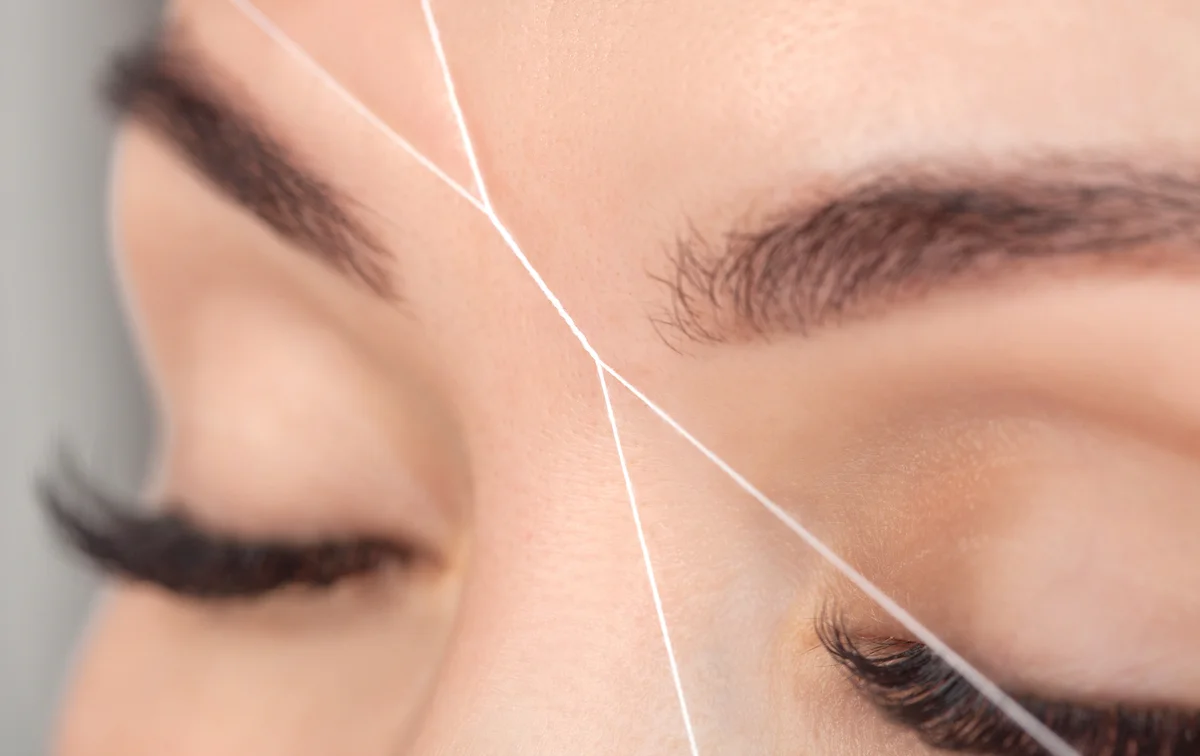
<box><xmin>373</xmin><ymin>299</ymin><xmax>691</xmax><ymax>751</ymax></box>
<box><xmin>403</xmin><ymin>464</ymin><xmax>697</xmax><ymax>754</ymax></box>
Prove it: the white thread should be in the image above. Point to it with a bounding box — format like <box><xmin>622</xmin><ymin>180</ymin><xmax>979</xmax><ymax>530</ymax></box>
<box><xmin>414</xmin><ymin>7</ymin><xmax>1074</xmax><ymax>752</ymax></box>
<box><xmin>601</xmin><ymin>365</ymin><xmax>1076</xmax><ymax>755</ymax></box>
<box><xmin>231</xmin><ymin>3</ymin><xmax>1078</xmax><ymax>754</ymax></box>
<box><xmin>424</xmin><ymin>2</ymin><xmax>703</xmax><ymax>750</ymax></box>
<box><xmin>228</xmin><ymin>0</ymin><xmax>486</xmax><ymax>215</ymax></box>
<box><xmin>597</xmin><ymin>363</ymin><xmax>703</xmax><ymax>756</ymax></box>
<box><xmin>419</xmin><ymin>0</ymin><xmax>489</xmax><ymax>208</ymax></box>
<box><xmin>418</xmin><ymin>0</ymin><xmax>608</xmax><ymax>366</ymax></box>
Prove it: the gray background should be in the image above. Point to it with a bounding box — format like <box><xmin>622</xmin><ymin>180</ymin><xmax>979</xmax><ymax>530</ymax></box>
<box><xmin>3</xmin><ymin>1</ymin><xmax>161</xmax><ymax>753</ymax></box>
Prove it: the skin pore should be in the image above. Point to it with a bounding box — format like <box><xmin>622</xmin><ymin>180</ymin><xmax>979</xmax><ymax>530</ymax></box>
<box><xmin>52</xmin><ymin>0</ymin><xmax>1200</xmax><ymax>754</ymax></box>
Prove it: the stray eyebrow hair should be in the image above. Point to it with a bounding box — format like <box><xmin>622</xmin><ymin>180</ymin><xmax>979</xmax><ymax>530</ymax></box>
<box><xmin>103</xmin><ymin>35</ymin><xmax>394</xmax><ymax>297</ymax></box>
<box><xmin>659</xmin><ymin>162</ymin><xmax>1200</xmax><ymax>345</ymax></box>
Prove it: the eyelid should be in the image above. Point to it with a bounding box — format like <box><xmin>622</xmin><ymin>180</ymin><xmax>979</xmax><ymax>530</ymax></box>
<box><xmin>816</xmin><ymin>610</ymin><xmax>1200</xmax><ymax>754</ymax></box>
<box><xmin>38</xmin><ymin>456</ymin><xmax>418</xmax><ymax>599</ymax></box>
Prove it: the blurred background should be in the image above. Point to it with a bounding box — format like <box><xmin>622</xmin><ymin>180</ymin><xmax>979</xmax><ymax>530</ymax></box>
<box><xmin>3</xmin><ymin>1</ymin><xmax>161</xmax><ymax>752</ymax></box>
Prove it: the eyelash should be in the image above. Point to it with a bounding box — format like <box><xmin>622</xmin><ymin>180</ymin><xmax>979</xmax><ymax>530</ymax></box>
<box><xmin>816</xmin><ymin>613</ymin><xmax>1200</xmax><ymax>755</ymax></box>
<box><xmin>38</xmin><ymin>459</ymin><xmax>417</xmax><ymax>599</ymax></box>
<box><xmin>39</xmin><ymin>462</ymin><xmax>1200</xmax><ymax>755</ymax></box>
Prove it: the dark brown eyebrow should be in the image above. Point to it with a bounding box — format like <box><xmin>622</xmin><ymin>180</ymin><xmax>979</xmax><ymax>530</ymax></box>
<box><xmin>103</xmin><ymin>36</ymin><xmax>394</xmax><ymax>298</ymax></box>
<box><xmin>658</xmin><ymin>161</ymin><xmax>1200</xmax><ymax>346</ymax></box>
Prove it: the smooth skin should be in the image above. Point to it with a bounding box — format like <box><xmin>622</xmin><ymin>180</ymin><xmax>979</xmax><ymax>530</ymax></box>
<box><xmin>57</xmin><ymin>1</ymin><xmax>1200</xmax><ymax>753</ymax></box>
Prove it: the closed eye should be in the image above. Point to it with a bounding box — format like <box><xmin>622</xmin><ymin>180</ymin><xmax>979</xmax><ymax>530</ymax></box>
<box><xmin>38</xmin><ymin>456</ymin><xmax>419</xmax><ymax>600</ymax></box>
<box><xmin>817</xmin><ymin>611</ymin><xmax>1200</xmax><ymax>755</ymax></box>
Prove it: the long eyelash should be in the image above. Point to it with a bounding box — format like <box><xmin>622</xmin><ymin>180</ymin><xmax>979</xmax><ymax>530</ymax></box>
<box><xmin>817</xmin><ymin>612</ymin><xmax>1200</xmax><ymax>755</ymax></box>
<box><xmin>37</xmin><ymin>457</ymin><xmax>416</xmax><ymax>599</ymax></box>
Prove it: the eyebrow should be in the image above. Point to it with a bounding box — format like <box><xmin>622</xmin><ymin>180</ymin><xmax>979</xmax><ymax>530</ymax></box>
<box><xmin>659</xmin><ymin>163</ymin><xmax>1200</xmax><ymax>345</ymax></box>
<box><xmin>104</xmin><ymin>37</ymin><xmax>394</xmax><ymax>298</ymax></box>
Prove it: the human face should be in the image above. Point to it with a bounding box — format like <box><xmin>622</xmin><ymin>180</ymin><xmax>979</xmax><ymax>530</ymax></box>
<box><xmin>52</xmin><ymin>1</ymin><xmax>1200</xmax><ymax>753</ymax></box>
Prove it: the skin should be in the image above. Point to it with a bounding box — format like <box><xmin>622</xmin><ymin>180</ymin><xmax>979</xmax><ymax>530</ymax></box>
<box><xmin>56</xmin><ymin>0</ymin><xmax>1200</xmax><ymax>753</ymax></box>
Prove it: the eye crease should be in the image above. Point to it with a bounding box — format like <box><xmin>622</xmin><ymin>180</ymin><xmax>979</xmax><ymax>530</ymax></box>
<box><xmin>816</xmin><ymin>611</ymin><xmax>1200</xmax><ymax>756</ymax></box>
<box><xmin>31</xmin><ymin>0</ymin><xmax>1200</xmax><ymax>753</ymax></box>
<box><xmin>39</xmin><ymin>459</ymin><xmax>419</xmax><ymax>600</ymax></box>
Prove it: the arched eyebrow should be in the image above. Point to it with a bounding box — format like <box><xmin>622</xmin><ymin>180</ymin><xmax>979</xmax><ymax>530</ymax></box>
<box><xmin>103</xmin><ymin>34</ymin><xmax>396</xmax><ymax>298</ymax></box>
<box><xmin>660</xmin><ymin>164</ymin><xmax>1200</xmax><ymax>345</ymax></box>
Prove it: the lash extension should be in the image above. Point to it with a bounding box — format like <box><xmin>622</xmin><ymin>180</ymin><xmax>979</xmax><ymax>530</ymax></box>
<box><xmin>817</xmin><ymin>612</ymin><xmax>1200</xmax><ymax>755</ymax></box>
<box><xmin>38</xmin><ymin>457</ymin><xmax>416</xmax><ymax>599</ymax></box>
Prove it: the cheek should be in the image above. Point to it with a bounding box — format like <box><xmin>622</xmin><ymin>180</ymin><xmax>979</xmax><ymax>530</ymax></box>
<box><xmin>58</xmin><ymin>582</ymin><xmax>454</xmax><ymax>755</ymax></box>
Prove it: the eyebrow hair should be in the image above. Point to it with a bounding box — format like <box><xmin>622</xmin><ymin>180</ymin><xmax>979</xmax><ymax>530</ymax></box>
<box><xmin>659</xmin><ymin>162</ymin><xmax>1200</xmax><ymax>346</ymax></box>
<box><xmin>103</xmin><ymin>36</ymin><xmax>395</xmax><ymax>297</ymax></box>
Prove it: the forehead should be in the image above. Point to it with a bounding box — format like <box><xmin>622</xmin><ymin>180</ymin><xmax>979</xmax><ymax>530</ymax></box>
<box><xmin>167</xmin><ymin>0</ymin><xmax>1200</xmax><ymax>357</ymax></box>
<box><xmin>177</xmin><ymin>0</ymin><xmax>1200</xmax><ymax>174</ymax></box>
